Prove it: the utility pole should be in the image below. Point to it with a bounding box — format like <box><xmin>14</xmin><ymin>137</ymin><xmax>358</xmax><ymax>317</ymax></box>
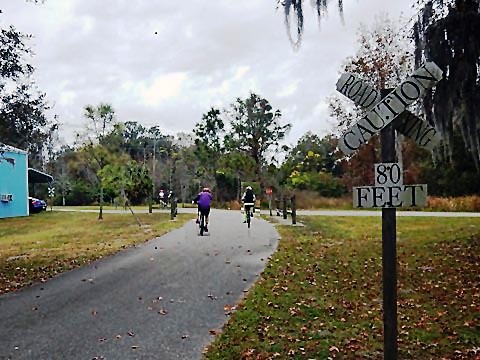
<box><xmin>149</xmin><ymin>138</ymin><xmax>157</xmax><ymax>214</ymax></box>
<box><xmin>153</xmin><ymin>138</ymin><xmax>156</xmax><ymax>196</ymax></box>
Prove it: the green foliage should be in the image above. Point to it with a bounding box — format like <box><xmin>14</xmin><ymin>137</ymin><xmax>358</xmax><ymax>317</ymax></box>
<box><xmin>83</xmin><ymin>103</ymin><xmax>116</xmax><ymax>140</ymax></box>
<box><xmin>287</xmin><ymin>167</ymin><xmax>346</xmax><ymax>198</ymax></box>
<box><xmin>64</xmin><ymin>180</ymin><xmax>97</xmax><ymax>206</ymax></box>
<box><xmin>0</xmin><ymin>25</ymin><xmax>54</xmax><ymax>165</ymax></box>
<box><xmin>240</xmin><ymin>181</ymin><xmax>261</xmax><ymax>195</ymax></box>
<box><xmin>418</xmin><ymin>129</ymin><xmax>480</xmax><ymax>196</ymax></box>
<box><xmin>213</xmin><ymin>152</ymin><xmax>257</xmax><ymax>202</ymax></box>
<box><xmin>193</xmin><ymin>107</ymin><xmax>224</xmax><ymax>188</ymax></box>
<box><xmin>225</xmin><ymin>92</ymin><xmax>291</xmax><ymax>171</ymax></box>
<box><xmin>288</xmin><ymin>170</ymin><xmax>346</xmax><ymax>197</ymax></box>
<box><xmin>98</xmin><ymin>161</ymin><xmax>152</xmax><ymax>205</ymax></box>
<box><xmin>280</xmin><ymin>133</ymin><xmax>345</xmax><ymax>196</ymax></box>
<box><xmin>214</xmin><ymin>171</ymin><xmax>238</xmax><ymax>201</ymax></box>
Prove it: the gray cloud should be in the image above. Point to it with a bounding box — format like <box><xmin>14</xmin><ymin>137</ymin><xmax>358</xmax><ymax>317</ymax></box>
<box><xmin>2</xmin><ymin>0</ymin><xmax>415</xmax><ymax>148</ymax></box>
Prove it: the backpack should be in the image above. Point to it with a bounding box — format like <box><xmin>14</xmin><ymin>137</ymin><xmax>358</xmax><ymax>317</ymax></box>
<box><xmin>244</xmin><ymin>188</ymin><xmax>254</xmax><ymax>203</ymax></box>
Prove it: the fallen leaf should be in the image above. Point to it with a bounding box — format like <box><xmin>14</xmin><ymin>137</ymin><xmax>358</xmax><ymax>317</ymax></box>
<box><xmin>329</xmin><ymin>346</ymin><xmax>339</xmax><ymax>352</ymax></box>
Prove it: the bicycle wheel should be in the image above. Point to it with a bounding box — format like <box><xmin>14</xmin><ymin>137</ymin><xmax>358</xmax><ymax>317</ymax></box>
<box><xmin>246</xmin><ymin>210</ymin><xmax>251</xmax><ymax>228</ymax></box>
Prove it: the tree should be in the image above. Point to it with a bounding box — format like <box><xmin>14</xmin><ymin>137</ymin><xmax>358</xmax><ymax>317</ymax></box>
<box><xmin>193</xmin><ymin>107</ymin><xmax>225</xmax><ymax>192</ymax></box>
<box><xmin>277</xmin><ymin>0</ymin><xmax>480</xmax><ymax>171</ymax></box>
<box><xmin>99</xmin><ymin>161</ymin><xmax>153</xmax><ymax>206</ymax></box>
<box><xmin>77</xmin><ymin>103</ymin><xmax>125</xmax><ymax>220</ymax></box>
<box><xmin>0</xmin><ymin>25</ymin><xmax>54</xmax><ymax>166</ymax></box>
<box><xmin>216</xmin><ymin>151</ymin><xmax>257</xmax><ymax>201</ymax></box>
<box><xmin>225</xmin><ymin>92</ymin><xmax>291</xmax><ymax>182</ymax></box>
<box><xmin>328</xmin><ymin>16</ymin><xmax>413</xmax><ymax>188</ymax></box>
<box><xmin>84</xmin><ymin>103</ymin><xmax>116</xmax><ymax>140</ymax></box>
<box><xmin>281</xmin><ymin>132</ymin><xmax>345</xmax><ymax>196</ymax></box>
<box><xmin>414</xmin><ymin>0</ymin><xmax>480</xmax><ymax>169</ymax></box>
<box><xmin>281</xmin><ymin>132</ymin><xmax>338</xmax><ymax>176</ymax></box>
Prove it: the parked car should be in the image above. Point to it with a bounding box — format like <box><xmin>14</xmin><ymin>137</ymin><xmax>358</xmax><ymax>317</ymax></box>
<box><xmin>28</xmin><ymin>197</ymin><xmax>47</xmax><ymax>213</ymax></box>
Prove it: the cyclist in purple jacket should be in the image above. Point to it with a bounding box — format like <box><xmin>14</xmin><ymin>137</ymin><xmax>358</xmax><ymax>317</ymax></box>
<box><xmin>193</xmin><ymin>187</ymin><xmax>213</xmax><ymax>231</ymax></box>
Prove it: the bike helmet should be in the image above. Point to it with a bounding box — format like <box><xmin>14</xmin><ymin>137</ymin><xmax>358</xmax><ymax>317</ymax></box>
<box><xmin>246</xmin><ymin>186</ymin><xmax>252</xmax><ymax>190</ymax></box>
<box><xmin>203</xmin><ymin>187</ymin><xmax>211</xmax><ymax>193</ymax></box>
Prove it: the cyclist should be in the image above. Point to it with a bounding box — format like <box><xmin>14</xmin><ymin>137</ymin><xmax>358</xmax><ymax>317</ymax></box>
<box><xmin>193</xmin><ymin>187</ymin><xmax>212</xmax><ymax>232</ymax></box>
<box><xmin>241</xmin><ymin>186</ymin><xmax>256</xmax><ymax>223</ymax></box>
<box><xmin>158</xmin><ymin>189</ymin><xmax>167</xmax><ymax>208</ymax></box>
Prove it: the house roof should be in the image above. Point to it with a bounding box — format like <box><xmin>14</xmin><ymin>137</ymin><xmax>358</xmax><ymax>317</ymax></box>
<box><xmin>0</xmin><ymin>143</ymin><xmax>28</xmax><ymax>155</ymax></box>
<box><xmin>28</xmin><ymin>168</ymin><xmax>54</xmax><ymax>184</ymax></box>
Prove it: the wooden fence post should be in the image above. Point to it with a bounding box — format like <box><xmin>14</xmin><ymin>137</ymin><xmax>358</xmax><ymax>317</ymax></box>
<box><xmin>291</xmin><ymin>195</ymin><xmax>296</xmax><ymax>225</ymax></box>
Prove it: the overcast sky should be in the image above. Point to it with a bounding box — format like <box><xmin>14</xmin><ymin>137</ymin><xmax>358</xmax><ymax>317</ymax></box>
<box><xmin>2</xmin><ymin>0</ymin><xmax>415</xmax><ymax>147</ymax></box>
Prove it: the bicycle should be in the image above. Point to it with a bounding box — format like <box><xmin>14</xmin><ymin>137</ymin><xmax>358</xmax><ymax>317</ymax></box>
<box><xmin>198</xmin><ymin>211</ymin><xmax>207</xmax><ymax>236</ymax></box>
<box><xmin>243</xmin><ymin>202</ymin><xmax>255</xmax><ymax>228</ymax></box>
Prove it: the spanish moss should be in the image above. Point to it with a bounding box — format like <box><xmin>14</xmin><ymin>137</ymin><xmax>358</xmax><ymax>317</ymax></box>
<box><xmin>279</xmin><ymin>0</ymin><xmax>344</xmax><ymax>50</ymax></box>
<box><xmin>414</xmin><ymin>0</ymin><xmax>480</xmax><ymax>169</ymax></box>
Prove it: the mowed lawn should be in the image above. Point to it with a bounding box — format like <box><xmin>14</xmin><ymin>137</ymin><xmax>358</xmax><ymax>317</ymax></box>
<box><xmin>0</xmin><ymin>211</ymin><xmax>192</xmax><ymax>295</ymax></box>
<box><xmin>205</xmin><ymin>216</ymin><xmax>479</xmax><ymax>359</ymax></box>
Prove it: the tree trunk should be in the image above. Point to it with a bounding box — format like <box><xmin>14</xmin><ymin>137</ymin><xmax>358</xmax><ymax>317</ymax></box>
<box><xmin>98</xmin><ymin>186</ymin><xmax>104</xmax><ymax>221</ymax></box>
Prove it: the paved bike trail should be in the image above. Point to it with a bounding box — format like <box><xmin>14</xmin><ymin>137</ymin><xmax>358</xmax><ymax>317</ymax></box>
<box><xmin>0</xmin><ymin>210</ymin><xmax>279</xmax><ymax>360</ymax></box>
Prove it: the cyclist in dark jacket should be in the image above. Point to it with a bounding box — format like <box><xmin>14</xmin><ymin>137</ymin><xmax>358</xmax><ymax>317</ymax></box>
<box><xmin>193</xmin><ymin>187</ymin><xmax>213</xmax><ymax>231</ymax></box>
<box><xmin>241</xmin><ymin>186</ymin><xmax>256</xmax><ymax>223</ymax></box>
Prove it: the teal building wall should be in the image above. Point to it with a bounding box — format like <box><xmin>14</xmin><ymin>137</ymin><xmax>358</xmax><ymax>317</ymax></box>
<box><xmin>0</xmin><ymin>147</ymin><xmax>28</xmax><ymax>218</ymax></box>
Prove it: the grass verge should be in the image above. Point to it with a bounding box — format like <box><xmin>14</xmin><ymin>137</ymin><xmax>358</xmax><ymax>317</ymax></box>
<box><xmin>205</xmin><ymin>216</ymin><xmax>479</xmax><ymax>359</ymax></box>
<box><xmin>0</xmin><ymin>211</ymin><xmax>192</xmax><ymax>295</ymax></box>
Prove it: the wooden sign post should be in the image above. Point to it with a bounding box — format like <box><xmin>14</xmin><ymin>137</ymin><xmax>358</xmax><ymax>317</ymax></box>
<box><xmin>335</xmin><ymin>63</ymin><xmax>442</xmax><ymax>360</ymax></box>
<box><xmin>266</xmin><ymin>187</ymin><xmax>273</xmax><ymax>216</ymax></box>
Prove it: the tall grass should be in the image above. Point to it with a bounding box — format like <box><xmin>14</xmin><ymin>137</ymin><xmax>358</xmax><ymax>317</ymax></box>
<box><xmin>292</xmin><ymin>190</ymin><xmax>351</xmax><ymax>209</ymax></box>
<box><xmin>280</xmin><ymin>191</ymin><xmax>480</xmax><ymax>212</ymax></box>
<box><xmin>427</xmin><ymin>195</ymin><xmax>480</xmax><ymax>212</ymax></box>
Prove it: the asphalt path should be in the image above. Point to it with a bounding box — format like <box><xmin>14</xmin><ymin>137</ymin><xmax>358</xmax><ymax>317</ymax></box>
<box><xmin>0</xmin><ymin>210</ymin><xmax>279</xmax><ymax>360</ymax></box>
<box><xmin>53</xmin><ymin>207</ymin><xmax>480</xmax><ymax>217</ymax></box>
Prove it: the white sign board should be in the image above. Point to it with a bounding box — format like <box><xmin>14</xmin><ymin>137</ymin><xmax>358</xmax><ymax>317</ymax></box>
<box><xmin>336</xmin><ymin>73</ymin><xmax>381</xmax><ymax>111</ymax></box>
<box><xmin>338</xmin><ymin>62</ymin><xmax>443</xmax><ymax>155</ymax></box>
<box><xmin>352</xmin><ymin>162</ymin><xmax>427</xmax><ymax>208</ymax></box>
<box><xmin>353</xmin><ymin>184</ymin><xmax>427</xmax><ymax>208</ymax></box>
<box><xmin>393</xmin><ymin>111</ymin><xmax>441</xmax><ymax>151</ymax></box>
<box><xmin>336</xmin><ymin>73</ymin><xmax>442</xmax><ymax>151</ymax></box>
<box><xmin>374</xmin><ymin>163</ymin><xmax>403</xmax><ymax>187</ymax></box>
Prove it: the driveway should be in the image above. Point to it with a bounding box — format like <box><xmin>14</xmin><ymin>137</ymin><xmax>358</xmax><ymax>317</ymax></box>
<box><xmin>0</xmin><ymin>210</ymin><xmax>279</xmax><ymax>360</ymax></box>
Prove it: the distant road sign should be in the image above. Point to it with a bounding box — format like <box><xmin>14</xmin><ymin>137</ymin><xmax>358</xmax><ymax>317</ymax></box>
<box><xmin>337</xmin><ymin>62</ymin><xmax>443</xmax><ymax>155</ymax></box>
